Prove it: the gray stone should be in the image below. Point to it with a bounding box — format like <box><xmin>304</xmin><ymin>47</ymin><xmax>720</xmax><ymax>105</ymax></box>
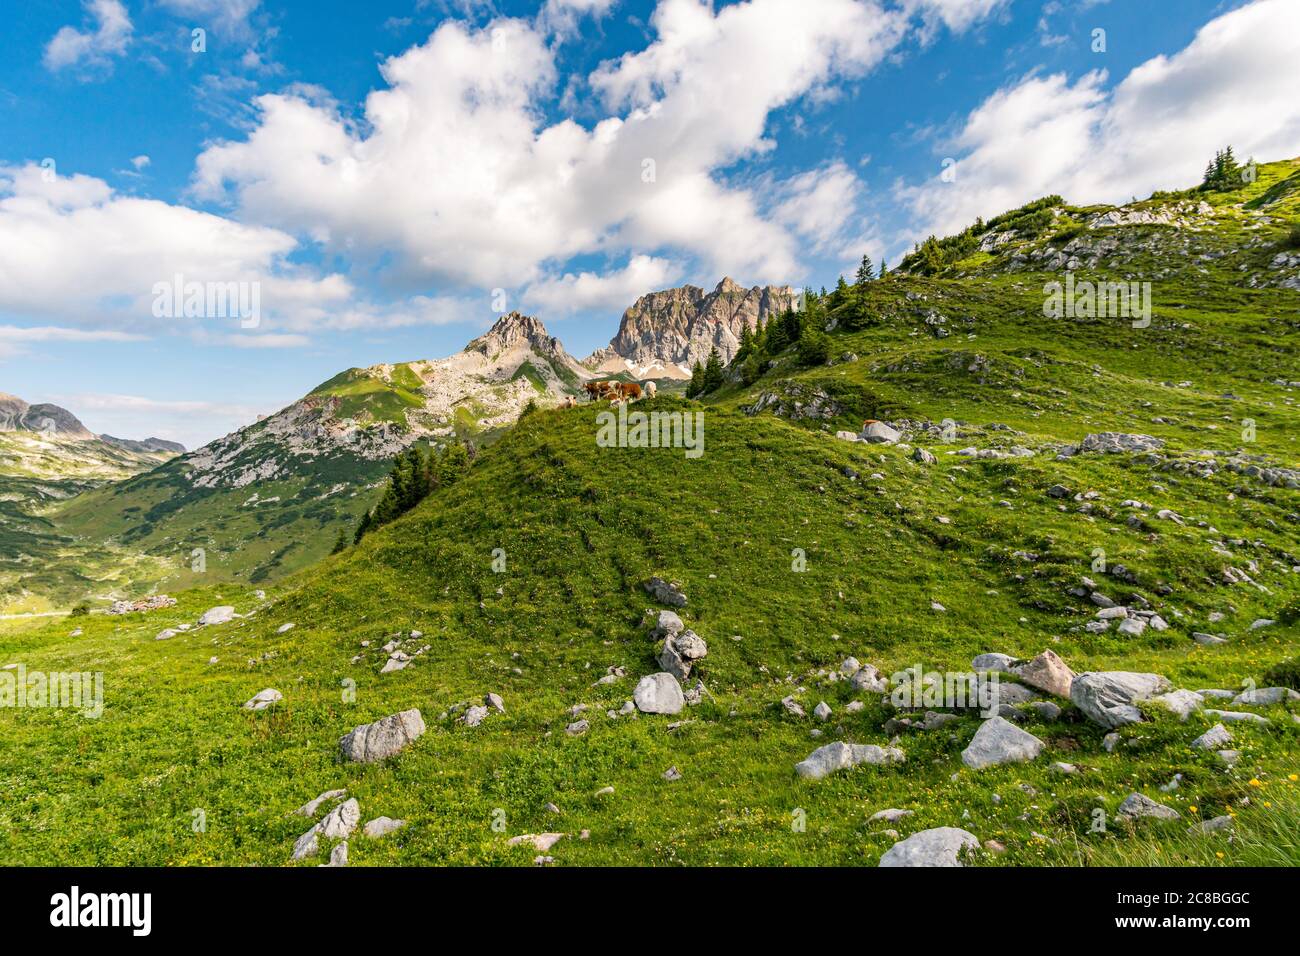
<box><xmin>319</xmin><ymin>842</ymin><xmax>348</xmax><ymax>867</ymax></box>
<box><xmin>1233</xmin><ymin>686</ymin><xmax>1299</xmax><ymax>706</ymax></box>
<box><xmin>1117</xmin><ymin>792</ymin><xmax>1180</xmax><ymax>821</ymax></box>
<box><xmin>565</xmin><ymin>719</ymin><xmax>589</xmax><ymax>736</ymax></box>
<box><xmin>813</xmin><ymin>701</ymin><xmax>832</xmax><ymax>722</ymax></box>
<box><xmin>1149</xmin><ymin>689</ymin><xmax>1204</xmax><ymax>721</ymax></box>
<box><xmin>1070</xmin><ymin>671</ymin><xmax>1171</xmax><ymax>728</ymax></box>
<box><xmin>199</xmin><ymin>605</ymin><xmax>236</xmax><ymax>626</ymax></box>
<box><xmin>1189</xmin><ymin>815</ymin><xmax>1234</xmax><ymax>834</ymax></box>
<box><xmin>870</xmin><ymin>808</ymin><xmax>914</xmax><ymax>823</ymax></box>
<box><xmin>462</xmin><ymin>705</ymin><xmax>489</xmax><ymax>727</ymax></box>
<box><xmin>363</xmin><ymin>816</ymin><xmax>406</xmax><ymax>839</ymax></box>
<box><xmin>634</xmin><ymin>673</ymin><xmax>685</xmax><ymax>714</ymax></box>
<box><xmin>295</xmin><ymin>789</ymin><xmax>346</xmax><ymax>817</ymax></box>
<box><xmin>243</xmin><ymin>688</ymin><xmax>282</xmax><ymax>711</ymax></box>
<box><xmin>972</xmin><ymin>653</ymin><xmax>1017</xmax><ymax>673</ymax></box>
<box><xmin>878</xmin><ymin>827</ymin><xmax>979</xmax><ymax>867</ymax></box>
<box><xmin>644</xmin><ymin>577</ymin><xmax>687</xmax><ymax>607</ymax></box>
<box><xmin>485</xmin><ymin>692</ymin><xmax>506</xmax><ymax>713</ymax></box>
<box><xmin>339</xmin><ymin>709</ymin><xmax>426</xmax><ymax>763</ymax></box>
<box><xmin>795</xmin><ymin>741</ymin><xmax>905</xmax><ymax>780</ymax></box>
<box><xmin>861</xmin><ymin>421</ymin><xmax>902</xmax><ymax>444</ymax></box>
<box><xmin>1203</xmin><ymin>709</ymin><xmax>1271</xmax><ymax>726</ymax></box>
<box><xmin>960</xmin><ymin>716</ymin><xmax>1044</xmax><ymax>769</ymax></box>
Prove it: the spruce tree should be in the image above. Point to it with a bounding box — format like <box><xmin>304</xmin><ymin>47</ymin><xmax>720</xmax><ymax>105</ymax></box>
<box><xmin>702</xmin><ymin>347</ymin><xmax>724</xmax><ymax>393</ymax></box>
<box><xmin>855</xmin><ymin>254</ymin><xmax>874</xmax><ymax>285</ymax></box>
<box><xmin>686</xmin><ymin>361</ymin><xmax>705</xmax><ymax>398</ymax></box>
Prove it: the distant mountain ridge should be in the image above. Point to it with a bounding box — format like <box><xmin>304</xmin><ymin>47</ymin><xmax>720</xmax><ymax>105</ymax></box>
<box><xmin>0</xmin><ymin>391</ymin><xmax>184</xmax><ymax>451</ymax></box>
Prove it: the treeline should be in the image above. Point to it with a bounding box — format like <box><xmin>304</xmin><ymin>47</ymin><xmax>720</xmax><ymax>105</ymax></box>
<box><xmin>333</xmin><ymin>440</ymin><xmax>475</xmax><ymax>552</ymax></box>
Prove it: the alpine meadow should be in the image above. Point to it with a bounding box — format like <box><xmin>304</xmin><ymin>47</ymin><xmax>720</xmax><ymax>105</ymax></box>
<box><xmin>2</xmin><ymin>0</ymin><xmax>1299</xmax><ymax>930</ymax></box>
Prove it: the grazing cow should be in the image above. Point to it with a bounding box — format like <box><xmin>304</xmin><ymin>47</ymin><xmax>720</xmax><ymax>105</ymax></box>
<box><xmin>643</xmin><ymin>381</ymin><xmax>657</xmax><ymax>399</ymax></box>
<box><xmin>617</xmin><ymin>382</ymin><xmax>643</xmax><ymax>402</ymax></box>
<box><xmin>583</xmin><ymin>381</ymin><xmax>605</xmax><ymax>401</ymax></box>
<box><xmin>561</xmin><ymin>395</ymin><xmax>577</xmax><ymax>409</ymax></box>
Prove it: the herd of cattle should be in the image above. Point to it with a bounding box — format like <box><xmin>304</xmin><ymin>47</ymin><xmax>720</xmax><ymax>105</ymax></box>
<box><xmin>560</xmin><ymin>379</ymin><xmax>658</xmax><ymax>408</ymax></box>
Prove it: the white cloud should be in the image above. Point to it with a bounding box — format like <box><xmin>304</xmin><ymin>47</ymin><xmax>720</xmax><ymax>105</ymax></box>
<box><xmin>130</xmin><ymin>155</ymin><xmax>151</xmax><ymax>170</ymax></box>
<box><xmin>0</xmin><ymin>163</ymin><xmax>350</xmax><ymax>334</ymax></box>
<box><xmin>0</xmin><ymin>324</ymin><xmax>145</xmax><ymax>360</ymax></box>
<box><xmin>773</xmin><ymin>160</ymin><xmax>865</xmax><ymax>254</ymax></box>
<box><xmin>903</xmin><ymin>0</ymin><xmax>1300</xmax><ymax>238</ymax></box>
<box><xmin>902</xmin><ymin>0</ymin><xmax>1009</xmax><ymax>39</ymax></box>
<box><xmin>523</xmin><ymin>254</ymin><xmax>680</xmax><ymax>315</ymax></box>
<box><xmin>158</xmin><ymin>0</ymin><xmax>261</xmax><ymax>34</ymax></box>
<box><xmin>192</xmin><ymin>1</ymin><xmax>941</xmax><ymax>293</ymax></box>
<box><xmin>44</xmin><ymin>0</ymin><xmax>133</xmax><ymax>73</ymax></box>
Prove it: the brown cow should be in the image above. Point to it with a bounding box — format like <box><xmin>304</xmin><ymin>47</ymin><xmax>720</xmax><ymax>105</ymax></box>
<box><xmin>616</xmin><ymin>382</ymin><xmax>643</xmax><ymax>401</ymax></box>
<box><xmin>584</xmin><ymin>381</ymin><xmax>615</xmax><ymax>401</ymax></box>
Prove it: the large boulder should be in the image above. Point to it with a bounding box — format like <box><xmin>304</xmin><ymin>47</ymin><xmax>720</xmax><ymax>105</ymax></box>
<box><xmin>960</xmin><ymin>716</ymin><xmax>1044</xmax><ymax>769</ymax></box>
<box><xmin>878</xmin><ymin>827</ymin><xmax>979</xmax><ymax>867</ymax></box>
<box><xmin>795</xmin><ymin>741</ymin><xmax>904</xmax><ymax>780</ymax></box>
<box><xmin>1070</xmin><ymin>672</ymin><xmax>1171</xmax><ymax>728</ymax></box>
<box><xmin>860</xmin><ymin>421</ymin><xmax>902</xmax><ymax>444</ymax></box>
<box><xmin>1233</xmin><ymin>686</ymin><xmax>1300</xmax><ymax>706</ymax></box>
<box><xmin>292</xmin><ymin>797</ymin><xmax>361</xmax><ymax>860</ymax></box>
<box><xmin>1014</xmin><ymin>650</ymin><xmax>1075</xmax><ymax>698</ymax></box>
<box><xmin>633</xmin><ymin>673</ymin><xmax>685</xmax><ymax>714</ymax></box>
<box><xmin>339</xmin><ymin>709</ymin><xmax>426</xmax><ymax>763</ymax></box>
<box><xmin>199</xmin><ymin>605</ymin><xmax>236</xmax><ymax>626</ymax></box>
<box><xmin>647</xmin><ymin>609</ymin><xmax>685</xmax><ymax>641</ymax></box>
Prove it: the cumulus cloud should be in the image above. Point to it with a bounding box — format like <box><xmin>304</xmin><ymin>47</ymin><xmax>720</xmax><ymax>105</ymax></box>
<box><xmin>44</xmin><ymin>0</ymin><xmax>133</xmax><ymax>73</ymax></box>
<box><xmin>0</xmin><ymin>164</ymin><xmax>350</xmax><ymax>335</ymax></box>
<box><xmin>772</xmin><ymin>161</ymin><xmax>865</xmax><ymax>255</ymax></box>
<box><xmin>192</xmin><ymin>1</ymin><xmax>939</xmax><ymax>297</ymax></box>
<box><xmin>903</xmin><ymin>0</ymin><xmax>1300</xmax><ymax>238</ymax></box>
<box><xmin>523</xmin><ymin>254</ymin><xmax>680</xmax><ymax>315</ymax></box>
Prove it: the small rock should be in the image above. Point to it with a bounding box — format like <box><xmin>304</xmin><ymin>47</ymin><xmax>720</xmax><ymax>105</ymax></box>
<box><xmin>878</xmin><ymin>827</ymin><xmax>979</xmax><ymax>867</ymax></box>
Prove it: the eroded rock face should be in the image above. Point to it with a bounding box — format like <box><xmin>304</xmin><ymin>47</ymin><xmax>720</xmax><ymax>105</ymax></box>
<box><xmin>339</xmin><ymin>709</ymin><xmax>426</xmax><ymax>763</ymax></box>
<box><xmin>878</xmin><ymin>827</ymin><xmax>979</xmax><ymax>867</ymax></box>
<box><xmin>589</xmin><ymin>278</ymin><xmax>797</xmax><ymax>376</ymax></box>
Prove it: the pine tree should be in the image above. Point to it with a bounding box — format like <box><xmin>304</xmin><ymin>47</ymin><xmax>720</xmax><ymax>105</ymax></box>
<box><xmin>878</xmin><ymin>258</ymin><xmax>887</xmax><ymax>279</ymax></box>
<box><xmin>330</xmin><ymin>526</ymin><xmax>350</xmax><ymax>554</ymax></box>
<box><xmin>353</xmin><ymin>509</ymin><xmax>373</xmax><ymax>545</ymax></box>
<box><xmin>855</xmin><ymin>254</ymin><xmax>874</xmax><ymax>285</ymax></box>
<box><xmin>686</xmin><ymin>361</ymin><xmax>705</xmax><ymax>398</ymax></box>
<box><xmin>702</xmin><ymin>347</ymin><xmax>724</xmax><ymax>393</ymax></box>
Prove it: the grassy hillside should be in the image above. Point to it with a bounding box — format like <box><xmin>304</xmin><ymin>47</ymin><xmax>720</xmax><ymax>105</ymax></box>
<box><xmin>3</xmin><ymin>384</ymin><xmax>1297</xmax><ymax>864</ymax></box>
<box><xmin>3</xmin><ymin>160</ymin><xmax>1298</xmax><ymax>866</ymax></box>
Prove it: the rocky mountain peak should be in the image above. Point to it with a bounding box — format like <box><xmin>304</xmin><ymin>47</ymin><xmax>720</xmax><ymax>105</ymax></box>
<box><xmin>586</xmin><ymin>279</ymin><xmax>797</xmax><ymax>378</ymax></box>
<box><xmin>0</xmin><ymin>392</ymin><xmax>95</xmax><ymax>438</ymax></box>
<box><xmin>466</xmin><ymin>311</ymin><xmax>563</xmax><ymax>359</ymax></box>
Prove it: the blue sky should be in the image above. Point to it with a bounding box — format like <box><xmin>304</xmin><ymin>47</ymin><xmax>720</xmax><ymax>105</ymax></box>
<box><xmin>2</xmin><ymin>0</ymin><xmax>1294</xmax><ymax>447</ymax></box>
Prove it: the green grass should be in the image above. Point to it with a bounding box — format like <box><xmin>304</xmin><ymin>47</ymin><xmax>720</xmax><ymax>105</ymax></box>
<box><xmin>4</xmin><ymin>161</ymin><xmax>1299</xmax><ymax>866</ymax></box>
